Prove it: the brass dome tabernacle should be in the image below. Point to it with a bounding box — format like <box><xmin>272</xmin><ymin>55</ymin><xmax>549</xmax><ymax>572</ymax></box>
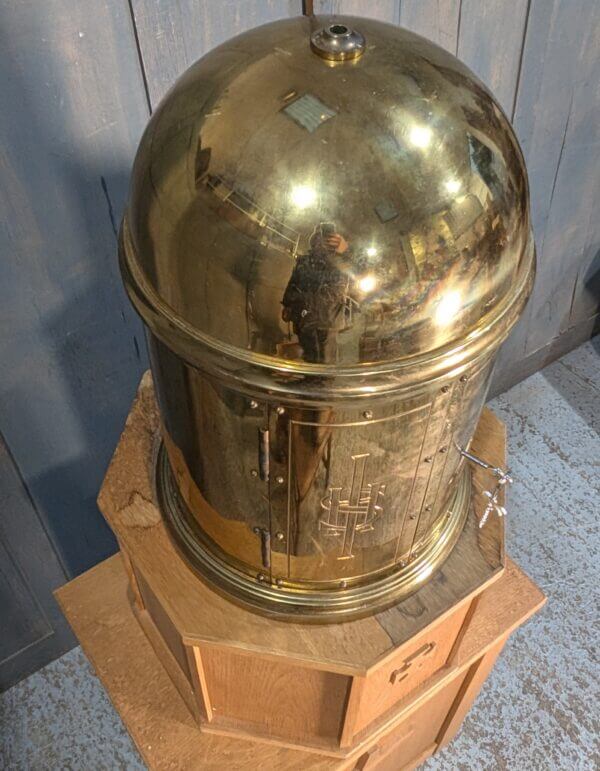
<box><xmin>119</xmin><ymin>16</ymin><xmax>535</xmax><ymax>620</ymax></box>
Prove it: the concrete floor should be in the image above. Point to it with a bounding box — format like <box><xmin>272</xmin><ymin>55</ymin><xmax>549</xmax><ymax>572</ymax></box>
<box><xmin>1</xmin><ymin>340</ymin><xmax>599</xmax><ymax>770</ymax></box>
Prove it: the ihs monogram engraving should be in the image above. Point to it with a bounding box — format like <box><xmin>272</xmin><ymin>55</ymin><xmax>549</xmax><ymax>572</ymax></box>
<box><xmin>319</xmin><ymin>453</ymin><xmax>386</xmax><ymax>559</ymax></box>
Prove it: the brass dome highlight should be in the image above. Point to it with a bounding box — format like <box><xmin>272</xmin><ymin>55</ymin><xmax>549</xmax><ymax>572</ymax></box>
<box><xmin>120</xmin><ymin>15</ymin><xmax>535</xmax><ymax>620</ymax></box>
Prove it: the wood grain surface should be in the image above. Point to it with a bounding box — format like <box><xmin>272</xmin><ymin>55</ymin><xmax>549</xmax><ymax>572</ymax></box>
<box><xmin>54</xmin><ymin>546</ymin><xmax>544</xmax><ymax>769</ymax></box>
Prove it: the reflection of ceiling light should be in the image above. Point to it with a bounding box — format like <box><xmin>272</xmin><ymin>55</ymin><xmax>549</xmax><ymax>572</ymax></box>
<box><xmin>409</xmin><ymin>125</ymin><xmax>432</xmax><ymax>148</ymax></box>
<box><xmin>290</xmin><ymin>184</ymin><xmax>316</xmax><ymax>209</ymax></box>
<box><xmin>435</xmin><ymin>291</ymin><xmax>461</xmax><ymax>326</ymax></box>
<box><xmin>358</xmin><ymin>274</ymin><xmax>377</xmax><ymax>293</ymax></box>
<box><xmin>445</xmin><ymin>178</ymin><xmax>461</xmax><ymax>194</ymax></box>
<box><xmin>366</xmin><ymin>246</ymin><xmax>378</xmax><ymax>258</ymax></box>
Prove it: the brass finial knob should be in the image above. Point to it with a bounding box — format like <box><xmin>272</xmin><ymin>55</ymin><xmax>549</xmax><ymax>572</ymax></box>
<box><xmin>310</xmin><ymin>22</ymin><xmax>365</xmax><ymax>62</ymax></box>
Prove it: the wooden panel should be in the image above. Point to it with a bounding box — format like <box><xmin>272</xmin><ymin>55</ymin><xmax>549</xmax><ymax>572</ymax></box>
<box><xmin>455</xmin><ymin>560</ymin><xmax>545</xmax><ymax>667</ymax></box>
<box><xmin>134</xmin><ymin>564</ymin><xmax>190</xmax><ymax>681</ymax></box>
<box><xmin>352</xmin><ymin>674</ymin><xmax>465</xmax><ymax>770</ymax></box>
<box><xmin>130</xmin><ymin>0</ymin><xmax>299</xmax><ymax>107</ymax></box>
<box><xmin>351</xmin><ymin>601</ymin><xmax>469</xmax><ymax>737</ymax></box>
<box><xmin>521</xmin><ymin>0</ymin><xmax>600</xmax><ymax>354</ymax></box>
<box><xmin>186</xmin><ymin>645</ymin><xmax>214</xmax><ymax>722</ymax></box>
<box><xmin>134</xmin><ymin>605</ymin><xmax>200</xmax><ymax>723</ymax></box>
<box><xmin>314</xmin><ymin>1</ymin><xmax>399</xmax><ymax>23</ymax></box>
<box><xmin>456</xmin><ymin>0</ymin><xmax>529</xmax><ymax>114</ymax></box>
<box><xmin>570</xmin><ymin>200</ymin><xmax>600</xmax><ymax>326</ymax></box>
<box><xmin>118</xmin><ymin>545</ymin><xmax>145</xmax><ymax>611</ymax></box>
<box><xmin>495</xmin><ymin>0</ymin><xmax>600</xmax><ymax>374</ymax></box>
<box><xmin>399</xmin><ymin>0</ymin><xmax>460</xmax><ymax>53</ymax></box>
<box><xmin>0</xmin><ymin>538</ymin><xmax>51</xmax><ymax>662</ymax></box>
<box><xmin>436</xmin><ymin>634</ymin><xmax>507</xmax><ymax>749</ymax></box>
<box><xmin>55</xmin><ymin>550</ymin><xmax>544</xmax><ymax>768</ymax></box>
<box><xmin>201</xmin><ymin>645</ymin><xmax>350</xmax><ymax>746</ymax></box>
<box><xmin>0</xmin><ymin>0</ymin><xmax>149</xmax><ymax>577</ymax></box>
<box><xmin>0</xmin><ymin>435</ymin><xmax>74</xmax><ymax>690</ymax></box>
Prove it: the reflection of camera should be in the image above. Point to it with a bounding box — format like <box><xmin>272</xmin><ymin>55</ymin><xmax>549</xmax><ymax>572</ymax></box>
<box><xmin>319</xmin><ymin>222</ymin><xmax>338</xmax><ymax>254</ymax></box>
<box><xmin>319</xmin><ymin>222</ymin><xmax>336</xmax><ymax>238</ymax></box>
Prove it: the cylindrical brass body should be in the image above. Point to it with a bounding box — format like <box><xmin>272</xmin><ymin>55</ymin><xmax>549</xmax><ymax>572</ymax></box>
<box><xmin>120</xmin><ymin>16</ymin><xmax>535</xmax><ymax>619</ymax></box>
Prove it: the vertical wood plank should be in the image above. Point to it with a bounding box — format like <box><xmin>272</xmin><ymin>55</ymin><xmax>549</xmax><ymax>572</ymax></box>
<box><xmin>0</xmin><ymin>0</ymin><xmax>150</xmax><ymax>576</ymax></box>
<box><xmin>399</xmin><ymin>0</ymin><xmax>460</xmax><ymax>53</ymax></box>
<box><xmin>0</xmin><ymin>434</ymin><xmax>74</xmax><ymax>689</ymax></box>
<box><xmin>435</xmin><ymin>635</ymin><xmax>507</xmax><ymax>749</ymax></box>
<box><xmin>456</xmin><ymin>0</ymin><xmax>530</xmax><ymax>115</ymax></box>
<box><xmin>314</xmin><ymin>1</ymin><xmax>399</xmax><ymax>24</ymax></box>
<box><xmin>569</xmin><ymin>179</ymin><xmax>600</xmax><ymax>326</ymax></box>
<box><xmin>130</xmin><ymin>0</ymin><xmax>300</xmax><ymax>108</ymax></box>
<box><xmin>118</xmin><ymin>544</ymin><xmax>145</xmax><ymax>612</ymax></box>
<box><xmin>339</xmin><ymin>675</ymin><xmax>367</xmax><ymax>748</ymax></box>
<box><xmin>185</xmin><ymin>645</ymin><xmax>214</xmax><ymax>722</ymax></box>
<box><xmin>496</xmin><ymin>0</ymin><xmax>600</xmax><ymax>368</ymax></box>
<box><xmin>521</xmin><ymin>0</ymin><xmax>600</xmax><ymax>353</ymax></box>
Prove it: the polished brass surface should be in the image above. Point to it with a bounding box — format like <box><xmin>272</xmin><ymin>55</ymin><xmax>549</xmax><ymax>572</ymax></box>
<box><xmin>120</xmin><ymin>15</ymin><xmax>535</xmax><ymax>619</ymax></box>
<box><xmin>157</xmin><ymin>439</ymin><xmax>472</xmax><ymax>620</ymax></box>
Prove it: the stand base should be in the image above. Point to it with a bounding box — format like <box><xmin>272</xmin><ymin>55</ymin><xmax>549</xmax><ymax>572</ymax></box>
<box><xmin>56</xmin><ymin>553</ymin><xmax>545</xmax><ymax>770</ymax></box>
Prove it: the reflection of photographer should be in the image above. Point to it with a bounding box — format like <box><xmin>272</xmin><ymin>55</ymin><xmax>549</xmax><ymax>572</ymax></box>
<box><xmin>282</xmin><ymin>223</ymin><xmax>351</xmax><ymax>363</ymax></box>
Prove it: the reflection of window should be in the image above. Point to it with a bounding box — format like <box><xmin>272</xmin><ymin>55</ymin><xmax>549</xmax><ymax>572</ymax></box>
<box><xmin>445</xmin><ymin>194</ymin><xmax>484</xmax><ymax>239</ymax></box>
<box><xmin>206</xmin><ymin>174</ymin><xmax>300</xmax><ymax>257</ymax></box>
<box><xmin>282</xmin><ymin>94</ymin><xmax>336</xmax><ymax>133</ymax></box>
<box><xmin>467</xmin><ymin>133</ymin><xmax>500</xmax><ymax>197</ymax></box>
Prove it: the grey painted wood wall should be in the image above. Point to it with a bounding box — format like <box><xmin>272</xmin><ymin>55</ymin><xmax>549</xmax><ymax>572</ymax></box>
<box><xmin>0</xmin><ymin>0</ymin><xmax>598</xmax><ymax>681</ymax></box>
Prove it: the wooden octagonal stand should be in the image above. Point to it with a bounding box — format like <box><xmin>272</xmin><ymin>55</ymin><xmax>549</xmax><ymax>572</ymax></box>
<box><xmin>56</xmin><ymin>374</ymin><xmax>545</xmax><ymax>770</ymax></box>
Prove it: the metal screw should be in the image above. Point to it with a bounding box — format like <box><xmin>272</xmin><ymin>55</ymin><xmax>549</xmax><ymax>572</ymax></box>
<box><xmin>276</xmin><ymin>475</ymin><xmax>284</xmax><ymax>485</ymax></box>
<box><xmin>250</xmin><ymin>469</ymin><xmax>258</xmax><ymax>478</ymax></box>
<box><xmin>441</xmin><ymin>385</ymin><xmax>450</xmax><ymax>393</ymax></box>
<box><xmin>253</xmin><ymin>526</ymin><xmax>261</xmax><ymax>534</ymax></box>
<box><xmin>425</xmin><ymin>505</ymin><xmax>432</xmax><ymax>512</ymax></box>
<box><xmin>249</xmin><ymin>399</ymin><xmax>259</xmax><ymax>409</ymax></box>
<box><xmin>257</xmin><ymin>572</ymin><xmax>267</xmax><ymax>582</ymax></box>
<box><xmin>276</xmin><ymin>531</ymin><xmax>285</xmax><ymax>541</ymax></box>
<box><xmin>399</xmin><ymin>560</ymin><xmax>407</xmax><ymax>568</ymax></box>
<box><xmin>276</xmin><ymin>406</ymin><xmax>285</xmax><ymax>415</ymax></box>
<box><xmin>340</xmin><ymin>580</ymin><xmax>348</xmax><ymax>588</ymax></box>
<box><xmin>409</xmin><ymin>514</ymin><xmax>416</xmax><ymax>520</ymax></box>
<box><xmin>424</xmin><ymin>456</ymin><xmax>433</xmax><ymax>463</ymax></box>
<box><xmin>363</xmin><ymin>409</ymin><xmax>373</xmax><ymax>420</ymax></box>
<box><xmin>439</xmin><ymin>446</ymin><xmax>448</xmax><ymax>453</ymax></box>
<box><xmin>460</xmin><ymin>375</ymin><xmax>468</xmax><ymax>383</ymax></box>
<box><xmin>275</xmin><ymin>578</ymin><xmax>284</xmax><ymax>587</ymax></box>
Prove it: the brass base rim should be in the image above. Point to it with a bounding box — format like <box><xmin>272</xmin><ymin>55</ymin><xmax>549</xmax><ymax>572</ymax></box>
<box><xmin>156</xmin><ymin>443</ymin><xmax>471</xmax><ymax>622</ymax></box>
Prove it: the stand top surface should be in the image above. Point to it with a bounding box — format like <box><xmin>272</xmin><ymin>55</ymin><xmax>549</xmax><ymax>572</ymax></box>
<box><xmin>97</xmin><ymin>373</ymin><xmax>514</xmax><ymax>674</ymax></box>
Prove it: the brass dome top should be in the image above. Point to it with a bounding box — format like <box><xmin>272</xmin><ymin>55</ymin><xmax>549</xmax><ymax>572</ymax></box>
<box><xmin>121</xmin><ymin>15</ymin><xmax>534</xmax><ymax>385</ymax></box>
